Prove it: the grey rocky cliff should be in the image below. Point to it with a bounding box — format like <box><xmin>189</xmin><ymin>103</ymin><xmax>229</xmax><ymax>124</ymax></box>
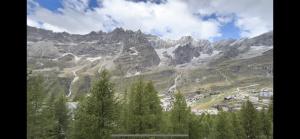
<box><xmin>113</xmin><ymin>29</ymin><xmax>161</xmax><ymax>73</ymax></box>
<box><xmin>27</xmin><ymin>26</ymin><xmax>160</xmax><ymax>74</ymax></box>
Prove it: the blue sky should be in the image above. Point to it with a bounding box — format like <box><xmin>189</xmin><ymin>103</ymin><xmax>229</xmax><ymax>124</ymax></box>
<box><xmin>34</xmin><ymin>0</ymin><xmax>100</xmax><ymax>11</ymax></box>
<box><xmin>213</xmin><ymin>21</ymin><xmax>240</xmax><ymax>41</ymax></box>
<box><xmin>27</xmin><ymin>0</ymin><xmax>272</xmax><ymax>41</ymax></box>
<box><xmin>34</xmin><ymin>0</ymin><xmax>63</xmax><ymax>11</ymax></box>
<box><xmin>200</xmin><ymin>13</ymin><xmax>241</xmax><ymax>41</ymax></box>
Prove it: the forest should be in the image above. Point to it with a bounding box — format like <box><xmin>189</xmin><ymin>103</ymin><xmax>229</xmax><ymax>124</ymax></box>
<box><xmin>27</xmin><ymin>70</ymin><xmax>273</xmax><ymax>139</ymax></box>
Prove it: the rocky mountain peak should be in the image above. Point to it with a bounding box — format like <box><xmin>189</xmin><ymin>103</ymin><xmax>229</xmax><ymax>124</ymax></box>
<box><xmin>112</xmin><ymin>27</ymin><xmax>125</xmax><ymax>34</ymax></box>
<box><xmin>178</xmin><ymin>36</ymin><xmax>194</xmax><ymax>45</ymax></box>
<box><xmin>87</xmin><ymin>31</ymin><xmax>98</xmax><ymax>35</ymax></box>
<box><xmin>136</xmin><ymin>29</ymin><xmax>142</xmax><ymax>34</ymax></box>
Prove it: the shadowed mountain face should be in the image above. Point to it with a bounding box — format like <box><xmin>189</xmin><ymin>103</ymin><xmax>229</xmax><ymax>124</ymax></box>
<box><xmin>27</xmin><ymin>26</ymin><xmax>273</xmax><ymax>112</ymax></box>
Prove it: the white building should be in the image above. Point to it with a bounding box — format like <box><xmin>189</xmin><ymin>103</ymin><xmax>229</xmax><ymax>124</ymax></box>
<box><xmin>259</xmin><ymin>91</ymin><xmax>273</xmax><ymax>98</ymax></box>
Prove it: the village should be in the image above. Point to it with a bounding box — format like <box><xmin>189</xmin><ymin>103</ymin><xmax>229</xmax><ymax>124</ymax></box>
<box><xmin>190</xmin><ymin>86</ymin><xmax>273</xmax><ymax>115</ymax></box>
<box><xmin>160</xmin><ymin>85</ymin><xmax>273</xmax><ymax>115</ymax></box>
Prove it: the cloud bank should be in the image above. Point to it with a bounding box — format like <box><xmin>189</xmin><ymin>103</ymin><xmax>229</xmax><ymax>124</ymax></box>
<box><xmin>185</xmin><ymin>0</ymin><xmax>273</xmax><ymax>37</ymax></box>
<box><xmin>27</xmin><ymin>0</ymin><xmax>273</xmax><ymax>40</ymax></box>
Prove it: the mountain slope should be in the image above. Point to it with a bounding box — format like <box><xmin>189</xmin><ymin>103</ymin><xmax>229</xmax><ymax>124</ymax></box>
<box><xmin>27</xmin><ymin>26</ymin><xmax>273</xmax><ymax>113</ymax></box>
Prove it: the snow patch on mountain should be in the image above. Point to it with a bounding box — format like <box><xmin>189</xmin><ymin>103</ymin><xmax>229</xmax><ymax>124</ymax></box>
<box><xmin>125</xmin><ymin>71</ymin><xmax>141</xmax><ymax>78</ymax></box>
<box><xmin>188</xmin><ymin>50</ymin><xmax>221</xmax><ymax>66</ymax></box>
<box><xmin>86</xmin><ymin>56</ymin><xmax>102</xmax><ymax>62</ymax></box>
<box><xmin>129</xmin><ymin>47</ymin><xmax>139</xmax><ymax>55</ymax></box>
<box><xmin>52</xmin><ymin>52</ymin><xmax>82</xmax><ymax>62</ymax></box>
<box><xmin>155</xmin><ymin>44</ymin><xmax>181</xmax><ymax>59</ymax></box>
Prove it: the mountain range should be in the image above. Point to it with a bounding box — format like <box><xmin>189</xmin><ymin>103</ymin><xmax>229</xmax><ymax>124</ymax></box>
<box><xmin>27</xmin><ymin>26</ymin><xmax>273</xmax><ymax>112</ymax></box>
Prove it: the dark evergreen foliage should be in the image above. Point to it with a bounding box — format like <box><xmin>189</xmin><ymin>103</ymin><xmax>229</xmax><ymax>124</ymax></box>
<box><xmin>27</xmin><ymin>72</ymin><xmax>273</xmax><ymax>139</ymax></box>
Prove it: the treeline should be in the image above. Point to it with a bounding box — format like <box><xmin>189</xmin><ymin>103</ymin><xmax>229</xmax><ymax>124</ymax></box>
<box><xmin>27</xmin><ymin>70</ymin><xmax>273</xmax><ymax>139</ymax></box>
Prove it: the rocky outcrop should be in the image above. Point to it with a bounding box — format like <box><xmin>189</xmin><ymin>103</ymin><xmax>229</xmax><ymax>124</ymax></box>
<box><xmin>172</xmin><ymin>37</ymin><xmax>214</xmax><ymax>65</ymax></box>
<box><xmin>27</xmin><ymin>26</ymin><xmax>161</xmax><ymax>74</ymax></box>
<box><xmin>173</xmin><ymin>43</ymin><xmax>194</xmax><ymax>64</ymax></box>
<box><xmin>113</xmin><ymin>30</ymin><xmax>160</xmax><ymax>73</ymax></box>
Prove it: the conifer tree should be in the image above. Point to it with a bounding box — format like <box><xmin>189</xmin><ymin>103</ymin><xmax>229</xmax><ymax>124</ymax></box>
<box><xmin>53</xmin><ymin>94</ymin><xmax>69</xmax><ymax>139</ymax></box>
<box><xmin>126</xmin><ymin>78</ymin><xmax>163</xmax><ymax>134</ymax></box>
<box><xmin>39</xmin><ymin>92</ymin><xmax>56</xmax><ymax>139</ymax></box>
<box><xmin>268</xmin><ymin>98</ymin><xmax>273</xmax><ymax>121</ymax></box>
<box><xmin>127</xmin><ymin>78</ymin><xmax>149</xmax><ymax>133</ymax></box>
<box><xmin>160</xmin><ymin>111</ymin><xmax>173</xmax><ymax>134</ymax></box>
<box><xmin>241</xmin><ymin>100</ymin><xmax>260</xmax><ymax>139</ymax></box>
<box><xmin>215</xmin><ymin>111</ymin><xmax>234</xmax><ymax>139</ymax></box>
<box><xmin>195</xmin><ymin>114</ymin><xmax>210</xmax><ymax>139</ymax></box>
<box><xmin>144</xmin><ymin>81</ymin><xmax>162</xmax><ymax>133</ymax></box>
<box><xmin>231</xmin><ymin>112</ymin><xmax>246</xmax><ymax>139</ymax></box>
<box><xmin>118</xmin><ymin>89</ymin><xmax>130</xmax><ymax>133</ymax></box>
<box><xmin>259</xmin><ymin>108</ymin><xmax>272</xmax><ymax>139</ymax></box>
<box><xmin>188</xmin><ymin>113</ymin><xmax>202</xmax><ymax>139</ymax></box>
<box><xmin>27</xmin><ymin>75</ymin><xmax>46</xmax><ymax>139</ymax></box>
<box><xmin>170</xmin><ymin>91</ymin><xmax>189</xmax><ymax>134</ymax></box>
<box><xmin>73</xmin><ymin>69</ymin><xmax>116</xmax><ymax>139</ymax></box>
<box><xmin>268</xmin><ymin>100</ymin><xmax>273</xmax><ymax>139</ymax></box>
<box><xmin>207</xmin><ymin>114</ymin><xmax>220</xmax><ymax>139</ymax></box>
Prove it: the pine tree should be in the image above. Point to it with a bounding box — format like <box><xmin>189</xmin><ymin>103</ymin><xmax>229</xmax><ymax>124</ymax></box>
<box><xmin>118</xmin><ymin>89</ymin><xmax>130</xmax><ymax>133</ymax></box>
<box><xmin>259</xmin><ymin>108</ymin><xmax>272</xmax><ymax>139</ymax></box>
<box><xmin>196</xmin><ymin>114</ymin><xmax>211</xmax><ymax>139</ymax></box>
<box><xmin>268</xmin><ymin>100</ymin><xmax>273</xmax><ymax>139</ymax></box>
<box><xmin>188</xmin><ymin>113</ymin><xmax>202</xmax><ymax>139</ymax></box>
<box><xmin>72</xmin><ymin>96</ymin><xmax>98</xmax><ymax>139</ymax></box>
<box><xmin>53</xmin><ymin>94</ymin><xmax>69</xmax><ymax>139</ymax></box>
<box><xmin>240</xmin><ymin>100</ymin><xmax>260</xmax><ymax>139</ymax></box>
<box><xmin>27</xmin><ymin>75</ymin><xmax>46</xmax><ymax>139</ymax></box>
<box><xmin>268</xmin><ymin>98</ymin><xmax>273</xmax><ymax>121</ymax></box>
<box><xmin>73</xmin><ymin>69</ymin><xmax>116</xmax><ymax>139</ymax></box>
<box><xmin>208</xmin><ymin>115</ymin><xmax>220</xmax><ymax>139</ymax></box>
<box><xmin>144</xmin><ymin>81</ymin><xmax>162</xmax><ymax>133</ymax></box>
<box><xmin>160</xmin><ymin>111</ymin><xmax>173</xmax><ymax>134</ymax></box>
<box><xmin>127</xmin><ymin>78</ymin><xmax>149</xmax><ymax>133</ymax></box>
<box><xmin>170</xmin><ymin>91</ymin><xmax>189</xmax><ymax>134</ymax></box>
<box><xmin>231</xmin><ymin>112</ymin><xmax>246</xmax><ymax>139</ymax></box>
<box><xmin>214</xmin><ymin>111</ymin><xmax>234</xmax><ymax>139</ymax></box>
<box><xmin>126</xmin><ymin>78</ymin><xmax>163</xmax><ymax>134</ymax></box>
<box><xmin>39</xmin><ymin>92</ymin><xmax>56</xmax><ymax>139</ymax></box>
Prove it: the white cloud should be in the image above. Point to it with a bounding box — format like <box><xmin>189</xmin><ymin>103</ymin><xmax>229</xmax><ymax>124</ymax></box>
<box><xmin>27</xmin><ymin>18</ymin><xmax>41</xmax><ymax>28</ymax></box>
<box><xmin>235</xmin><ymin>16</ymin><xmax>270</xmax><ymax>37</ymax></box>
<box><xmin>27</xmin><ymin>0</ymin><xmax>220</xmax><ymax>40</ymax></box>
<box><xmin>185</xmin><ymin>0</ymin><xmax>273</xmax><ymax>37</ymax></box>
<box><xmin>27</xmin><ymin>17</ymin><xmax>69</xmax><ymax>32</ymax></box>
<box><xmin>27</xmin><ymin>0</ymin><xmax>272</xmax><ymax>39</ymax></box>
<box><xmin>42</xmin><ymin>22</ymin><xmax>67</xmax><ymax>32</ymax></box>
<box><xmin>100</xmin><ymin>0</ymin><xmax>221</xmax><ymax>39</ymax></box>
